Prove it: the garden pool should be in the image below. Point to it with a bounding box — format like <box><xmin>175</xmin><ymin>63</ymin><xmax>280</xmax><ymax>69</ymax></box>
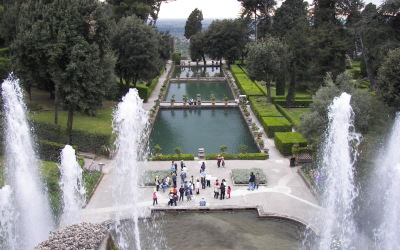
<box><xmin>112</xmin><ymin>210</ymin><xmax>313</xmax><ymax>249</ymax></box>
<box><xmin>149</xmin><ymin>108</ymin><xmax>258</xmax><ymax>155</ymax></box>
<box><xmin>164</xmin><ymin>81</ymin><xmax>234</xmax><ymax>102</ymax></box>
<box><xmin>172</xmin><ymin>66</ymin><xmax>222</xmax><ymax>78</ymax></box>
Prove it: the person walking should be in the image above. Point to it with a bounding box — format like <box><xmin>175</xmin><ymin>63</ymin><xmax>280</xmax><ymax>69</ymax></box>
<box><xmin>227</xmin><ymin>186</ymin><xmax>231</xmax><ymax>199</ymax></box>
<box><xmin>180</xmin><ymin>160</ymin><xmax>185</xmax><ymax>171</ymax></box>
<box><xmin>180</xmin><ymin>171</ymin><xmax>185</xmax><ymax>183</ymax></box>
<box><xmin>154</xmin><ymin>176</ymin><xmax>160</xmax><ymax>192</ymax></box>
<box><xmin>200</xmin><ymin>162</ymin><xmax>206</xmax><ymax>172</ymax></box>
<box><xmin>201</xmin><ymin>176</ymin><xmax>206</xmax><ymax>189</ymax></box>
<box><xmin>206</xmin><ymin>172</ymin><xmax>211</xmax><ymax>187</ymax></box>
<box><xmin>221</xmin><ymin>157</ymin><xmax>225</xmax><ymax>168</ymax></box>
<box><xmin>248</xmin><ymin>172</ymin><xmax>255</xmax><ymax>191</ymax></box>
<box><xmin>220</xmin><ymin>183</ymin><xmax>226</xmax><ymax>200</ymax></box>
<box><xmin>185</xmin><ymin>188</ymin><xmax>192</xmax><ymax>202</ymax></box>
<box><xmin>255</xmin><ymin>173</ymin><xmax>260</xmax><ymax>189</ymax></box>
<box><xmin>168</xmin><ymin>190</ymin><xmax>174</xmax><ymax>206</ymax></box>
<box><xmin>195</xmin><ymin>179</ymin><xmax>200</xmax><ymax>195</ymax></box>
<box><xmin>153</xmin><ymin>191</ymin><xmax>158</xmax><ymax>205</ymax></box>
<box><xmin>216</xmin><ymin>155</ymin><xmax>222</xmax><ymax>168</ymax></box>
<box><xmin>172</xmin><ymin>173</ymin><xmax>177</xmax><ymax>188</ymax></box>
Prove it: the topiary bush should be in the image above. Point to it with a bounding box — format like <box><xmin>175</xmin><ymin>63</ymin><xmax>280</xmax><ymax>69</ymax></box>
<box><xmin>205</xmin><ymin>153</ymin><xmax>268</xmax><ymax>160</ymax></box>
<box><xmin>249</xmin><ymin>96</ymin><xmax>283</xmax><ymax>119</ymax></box>
<box><xmin>231</xmin><ymin>168</ymin><xmax>267</xmax><ymax>184</ymax></box>
<box><xmin>150</xmin><ymin>154</ymin><xmax>195</xmax><ymax>161</ymax></box>
<box><xmin>274</xmin><ymin>132</ymin><xmax>308</xmax><ymax>156</ymax></box>
<box><xmin>260</xmin><ymin>117</ymin><xmax>292</xmax><ymax>138</ymax></box>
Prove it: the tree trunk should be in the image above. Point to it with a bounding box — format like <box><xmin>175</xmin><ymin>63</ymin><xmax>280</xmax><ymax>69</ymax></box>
<box><xmin>202</xmin><ymin>53</ymin><xmax>206</xmax><ymax>65</ymax></box>
<box><xmin>286</xmin><ymin>61</ymin><xmax>297</xmax><ymax>107</ymax></box>
<box><xmin>66</xmin><ymin>107</ymin><xmax>74</xmax><ymax>145</ymax></box>
<box><xmin>54</xmin><ymin>83</ymin><xmax>58</xmax><ymax>125</ymax></box>
<box><xmin>359</xmin><ymin>36</ymin><xmax>375</xmax><ymax>91</ymax></box>
<box><xmin>266</xmin><ymin>73</ymin><xmax>272</xmax><ymax>103</ymax></box>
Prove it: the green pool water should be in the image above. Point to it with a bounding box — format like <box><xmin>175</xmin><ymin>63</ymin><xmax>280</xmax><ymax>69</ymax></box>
<box><xmin>165</xmin><ymin>81</ymin><xmax>234</xmax><ymax>102</ymax></box>
<box><xmin>149</xmin><ymin>108</ymin><xmax>258</xmax><ymax>155</ymax></box>
<box><xmin>173</xmin><ymin>66</ymin><xmax>222</xmax><ymax>78</ymax></box>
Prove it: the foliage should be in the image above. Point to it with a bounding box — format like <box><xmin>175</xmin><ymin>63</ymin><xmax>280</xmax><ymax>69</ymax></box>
<box><xmin>274</xmin><ymin>132</ymin><xmax>308</xmax><ymax>156</ymax></box>
<box><xmin>261</xmin><ymin>117</ymin><xmax>292</xmax><ymax>138</ymax></box>
<box><xmin>231</xmin><ymin>168</ymin><xmax>267</xmax><ymax>184</ymax></box>
<box><xmin>205</xmin><ymin>153</ymin><xmax>268</xmax><ymax>160</ymax></box>
<box><xmin>233</xmin><ymin>74</ymin><xmax>264</xmax><ymax>96</ymax></box>
<box><xmin>174</xmin><ymin>146</ymin><xmax>181</xmax><ymax>154</ymax></box>
<box><xmin>184</xmin><ymin>8</ymin><xmax>203</xmax><ymax>39</ymax></box>
<box><xmin>154</xmin><ymin>144</ymin><xmax>162</xmax><ymax>154</ymax></box>
<box><xmin>219</xmin><ymin>145</ymin><xmax>227</xmax><ymax>153</ymax></box>
<box><xmin>376</xmin><ymin>48</ymin><xmax>400</xmax><ymax>109</ymax></box>
<box><xmin>204</xmin><ymin>19</ymin><xmax>251</xmax><ymax>62</ymax></box>
<box><xmin>273</xmin><ymin>98</ymin><xmax>313</xmax><ymax>107</ymax></box>
<box><xmin>292</xmin><ymin>146</ymin><xmax>313</xmax><ymax>155</ymax></box>
<box><xmin>150</xmin><ymin>154</ymin><xmax>195</xmax><ymax>161</ymax></box>
<box><xmin>143</xmin><ymin>170</ymin><xmax>170</xmax><ymax>186</ymax></box>
<box><xmin>239</xmin><ymin>144</ymin><xmax>248</xmax><ymax>154</ymax></box>
<box><xmin>83</xmin><ymin>169</ymin><xmax>102</xmax><ymax>202</ymax></box>
<box><xmin>230</xmin><ymin>64</ymin><xmax>245</xmax><ymax>74</ymax></box>
<box><xmin>112</xmin><ymin>15</ymin><xmax>162</xmax><ymax>89</ymax></box>
<box><xmin>275</xmin><ymin>104</ymin><xmax>309</xmax><ymax>128</ymax></box>
<box><xmin>171</xmin><ymin>52</ymin><xmax>181</xmax><ymax>65</ymax></box>
<box><xmin>37</xmin><ymin>139</ymin><xmax>69</xmax><ymax>162</ymax></box>
<box><xmin>189</xmin><ymin>32</ymin><xmax>207</xmax><ymax>63</ymax></box>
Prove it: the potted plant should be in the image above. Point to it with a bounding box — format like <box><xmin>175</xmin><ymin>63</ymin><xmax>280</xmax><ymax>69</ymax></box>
<box><xmin>258</xmin><ymin>139</ymin><xmax>265</xmax><ymax>149</ymax></box>
<box><xmin>210</xmin><ymin>93</ymin><xmax>216</xmax><ymax>105</ymax></box>
<box><xmin>154</xmin><ymin>144</ymin><xmax>162</xmax><ymax>156</ymax></box>
<box><xmin>171</xmin><ymin>94</ymin><xmax>175</xmax><ymax>106</ymax></box>
<box><xmin>257</xmin><ymin>131</ymin><xmax>263</xmax><ymax>139</ymax></box>
<box><xmin>223</xmin><ymin>95</ymin><xmax>228</xmax><ymax>105</ymax></box>
<box><xmin>186</xmin><ymin>72</ymin><xmax>190</xmax><ymax>79</ymax></box>
<box><xmin>251</xmin><ymin>123</ymin><xmax>259</xmax><ymax>131</ymax></box>
<box><xmin>174</xmin><ymin>146</ymin><xmax>181</xmax><ymax>155</ymax></box>
<box><xmin>220</xmin><ymin>145</ymin><xmax>227</xmax><ymax>153</ymax></box>
<box><xmin>183</xmin><ymin>94</ymin><xmax>188</xmax><ymax>105</ymax></box>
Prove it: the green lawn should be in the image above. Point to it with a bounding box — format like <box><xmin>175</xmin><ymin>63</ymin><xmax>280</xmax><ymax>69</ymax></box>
<box><xmin>30</xmin><ymin>102</ymin><xmax>115</xmax><ymax>135</ymax></box>
<box><xmin>285</xmin><ymin>108</ymin><xmax>310</xmax><ymax>127</ymax></box>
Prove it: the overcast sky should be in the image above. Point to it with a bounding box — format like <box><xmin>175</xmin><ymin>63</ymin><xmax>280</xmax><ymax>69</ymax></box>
<box><xmin>158</xmin><ymin>0</ymin><xmax>386</xmax><ymax>19</ymax></box>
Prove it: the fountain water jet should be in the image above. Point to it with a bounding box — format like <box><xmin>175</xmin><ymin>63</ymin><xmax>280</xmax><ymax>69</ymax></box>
<box><xmin>0</xmin><ymin>75</ymin><xmax>54</xmax><ymax>249</ymax></box>
<box><xmin>111</xmin><ymin>88</ymin><xmax>149</xmax><ymax>249</ymax></box>
<box><xmin>374</xmin><ymin>112</ymin><xmax>400</xmax><ymax>249</ymax></box>
<box><xmin>58</xmin><ymin>145</ymin><xmax>86</xmax><ymax>228</ymax></box>
<box><xmin>318</xmin><ymin>92</ymin><xmax>361</xmax><ymax>249</ymax></box>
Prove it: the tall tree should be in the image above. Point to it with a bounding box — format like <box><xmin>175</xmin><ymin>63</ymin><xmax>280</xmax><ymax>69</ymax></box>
<box><xmin>246</xmin><ymin>38</ymin><xmax>290</xmax><ymax>103</ymax></box>
<box><xmin>12</xmin><ymin>0</ymin><xmax>116</xmax><ymax>143</ymax></box>
<box><xmin>204</xmin><ymin>19</ymin><xmax>250</xmax><ymax>63</ymax></box>
<box><xmin>272</xmin><ymin>0</ymin><xmax>308</xmax><ymax>38</ymax></box>
<box><xmin>184</xmin><ymin>8</ymin><xmax>203</xmax><ymax>39</ymax></box>
<box><xmin>189</xmin><ymin>32</ymin><xmax>207</xmax><ymax>64</ymax></box>
<box><xmin>112</xmin><ymin>15</ymin><xmax>162</xmax><ymax>91</ymax></box>
<box><xmin>376</xmin><ymin>48</ymin><xmax>400</xmax><ymax>109</ymax></box>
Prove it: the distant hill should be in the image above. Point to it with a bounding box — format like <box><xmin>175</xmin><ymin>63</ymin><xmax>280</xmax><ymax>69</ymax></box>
<box><xmin>156</xmin><ymin>18</ymin><xmax>214</xmax><ymax>39</ymax></box>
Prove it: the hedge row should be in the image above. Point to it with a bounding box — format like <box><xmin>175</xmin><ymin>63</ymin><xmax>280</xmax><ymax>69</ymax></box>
<box><xmin>274</xmin><ymin>132</ymin><xmax>308</xmax><ymax>156</ymax></box>
<box><xmin>248</xmin><ymin>96</ymin><xmax>283</xmax><ymax>119</ymax></box>
<box><xmin>275</xmin><ymin>104</ymin><xmax>300</xmax><ymax>128</ymax></box>
<box><xmin>231</xmin><ymin>168</ymin><xmax>267</xmax><ymax>184</ymax></box>
<box><xmin>36</xmin><ymin>139</ymin><xmax>72</xmax><ymax>162</ymax></box>
<box><xmin>292</xmin><ymin>146</ymin><xmax>313</xmax><ymax>155</ymax></box>
<box><xmin>229</xmin><ymin>64</ymin><xmax>245</xmax><ymax>74</ymax></box>
<box><xmin>205</xmin><ymin>153</ymin><xmax>268</xmax><ymax>160</ymax></box>
<box><xmin>260</xmin><ymin>117</ymin><xmax>292</xmax><ymax>138</ymax></box>
<box><xmin>233</xmin><ymin>74</ymin><xmax>264</xmax><ymax>96</ymax></box>
<box><xmin>32</xmin><ymin>120</ymin><xmax>111</xmax><ymax>155</ymax></box>
<box><xmin>150</xmin><ymin>154</ymin><xmax>195</xmax><ymax>161</ymax></box>
<box><xmin>273</xmin><ymin>98</ymin><xmax>313</xmax><ymax>108</ymax></box>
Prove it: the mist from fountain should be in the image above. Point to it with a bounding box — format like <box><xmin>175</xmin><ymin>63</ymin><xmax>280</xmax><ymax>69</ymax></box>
<box><xmin>318</xmin><ymin>92</ymin><xmax>361</xmax><ymax>249</ymax></box>
<box><xmin>111</xmin><ymin>88</ymin><xmax>149</xmax><ymax>249</ymax></box>
<box><xmin>374</xmin><ymin>112</ymin><xmax>400</xmax><ymax>249</ymax></box>
<box><xmin>58</xmin><ymin>145</ymin><xmax>86</xmax><ymax>228</ymax></box>
<box><xmin>0</xmin><ymin>75</ymin><xmax>54</xmax><ymax>249</ymax></box>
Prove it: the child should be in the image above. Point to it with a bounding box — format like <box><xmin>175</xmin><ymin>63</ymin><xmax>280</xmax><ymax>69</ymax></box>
<box><xmin>153</xmin><ymin>191</ymin><xmax>158</xmax><ymax>205</ymax></box>
<box><xmin>227</xmin><ymin>186</ymin><xmax>231</xmax><ymax>199</ymax></box>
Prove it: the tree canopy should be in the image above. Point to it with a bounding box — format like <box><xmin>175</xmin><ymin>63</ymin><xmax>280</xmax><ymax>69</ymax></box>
<box><xmin>184</xmin><ymin>8</ymin><xmax>203</xmax><ymax>39</ymax></box>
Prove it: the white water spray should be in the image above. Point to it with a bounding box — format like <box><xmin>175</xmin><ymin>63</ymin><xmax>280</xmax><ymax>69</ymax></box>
<box><xmin>318</xmin><ymin>92</ymin><xmax>361</xmax><ymax>249</ymax></box>
<box><xmin>112</xmin><ymin>88</ymin><xmax>149</xmax><ymax>249</ymax></box>
<box><xmin>375</xmin><ymin>112</ymin><xmax>400</xmax><ymax>249</ymax></box>
<box><xmin>0</xmin><ymin>74</ymin><xmax>54</xmax><ymax>249</ymax></box>
<box><xmin>59</xmin><ymin>145</ymin><xmax>86</xmax><ymax>228</ymax></box>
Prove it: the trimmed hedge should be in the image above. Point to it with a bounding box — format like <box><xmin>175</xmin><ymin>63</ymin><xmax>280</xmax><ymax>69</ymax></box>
<box><xmin>32</xmin><ymin>120</ymin><xmax>111</xmax><ymax>155</ymax></box>
<box><xmin>248</xmin><ymin>96</ymin><xmax>283</xmax><ymax>119</ymax></box>
<box><xmin>230</xmin><ymin>64</ymin><xmax>245</xmax><ymax>74</ymax></box>
<box><xmin>150</xmin><ymin>154</ymin><xmax>195</xmax><ymax>161</ymax></box>
<box><xmin>260</xmin><ymin>117</ymin><xmax>292</xmax><ymax>138</ymax></box>
<box><xmin>233</xmin><ymin>74</ymin><xmax>264</xmax><ymax>96</ymax></box>
<box><xmin>231</xmin><ymin>168</ymin><xmax>267</xmax><ymax>184</ymax></box>
<box><xmin>292</xmin><ymin>146</ymin><xmax>313</xmax><ymax>155</ymax></box>
<box><xmin>205</xmin><ymin>153</ymin><xmax>268</xmax><ymax>160</ymax></box>
<box><xmin>273</xmin><ymin>98</ymin><xmax>313</xmax><ymax>107</ymax></box>
<box><xmin>275</xmin><ymin>104</ymin><xmax>300</xmax><ymax>128</ymax></box>
<box><xmin>274</xmin><ymin>132</ymin><xmax>308</xmax><ymax>156</ymax></box>
<box><xmin>143</xmin><ymin>170</ymin><xmax>171</xmax><ymax>186</ymax></box>
<box><xmin>36</xmin><ymin>139</ymin><xmax>71</xmax><ymax>162</ymax></box>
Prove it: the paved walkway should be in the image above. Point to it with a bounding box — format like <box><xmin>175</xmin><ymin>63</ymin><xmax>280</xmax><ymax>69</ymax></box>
<box><xmin>82</xmin><ymin>60</ymin><xmax>322</xmax><ymax>232</ymax></box>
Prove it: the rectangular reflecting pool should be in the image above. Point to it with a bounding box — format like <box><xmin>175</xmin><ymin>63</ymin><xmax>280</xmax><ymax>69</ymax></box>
<box><xmin>164</xmin><ymin>81</ymin><xmax>234</xmax><ymax>102</ymax></box>
<box><xmin>172</xmin><ymin>66</ymin><xmax>222</xmax><ymax>78</ymax></box>
<box><xmin>149</xmin><ymin>108</ymin><xmax>258</xmax><ymax>155</ymax></box>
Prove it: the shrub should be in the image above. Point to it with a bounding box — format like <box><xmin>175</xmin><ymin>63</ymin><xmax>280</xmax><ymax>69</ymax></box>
<box><xmin>248</xmin><ymin>96</ymin><xmax>283</xmax><ymax>119</ymax></box>
<box><xmin>143</xmin><ymin>170</ymin><xmax>171</xmax><ymax>186</ymax></box>
<box><xmin>151</xmin><ymin>154</ymin><xmax>195</xmax><ymax>161</ymax></box>
<box><xmin>292</xmin><ymin>146</ymin><xmax>313</xmax><ymax>155</ymax></box>
<box><xmin>205</xmin><ymin>153</ymin><xmax>268</xmax><ymax>160</ymax></box>
<box><xmin>274</xmin><ymin>132</ymin><xmax>308</xmax><ymax>156</ymax></box>
<box><xmin>275</xmin><ymin>104</ymin><xmax>299</xmax><ymax>128</ymax></box>
<box><xmin>260</xmin><ymin>117</ymin><xmax>292</xmax><ymax>138</ymax></box>
<box><xmin>220</xmin><ymin>145</ymin><xmax>227</xmax><ymax>153</ymax></box>
<box><xmin>233</xmin><ymin>74</ymin><xmax>264</xmax><ymax>96</ymax></box>
<box><xmin>172</xmin><ymin>52</ymin><xmax>181</xmax><ymax>65</ymax></box>
<box><xmin>273</xmin><ymin>98</ymin><xmax>313</xmax><ymax>108</ymax></box>
<box><xmin>231</xmin><ymin>168</ymin><xmax>267</xmax><ymax>184</ymax></box>
<box><xmin>36</xmin><ymin>139</ymin><xmax>70</xmax><ymax>162</ymax></box>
